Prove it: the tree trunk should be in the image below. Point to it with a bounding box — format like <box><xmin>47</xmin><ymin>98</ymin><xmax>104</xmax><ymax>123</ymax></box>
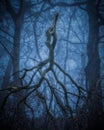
<box><xmin>86</xmin><ymin>0</ymin><xmax>103</xmax><ymax>128</ymax></box>
<box><xmin>12</xmin><ymin>20</ymin><xmax>22</xmax><ymax>85</ymax></box>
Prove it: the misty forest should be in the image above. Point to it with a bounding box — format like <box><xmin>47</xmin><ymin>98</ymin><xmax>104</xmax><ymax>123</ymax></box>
<box><xmin>0</xmin><ymin>0</ymin><xmax>104</xmax><ymax>130</ymax></box>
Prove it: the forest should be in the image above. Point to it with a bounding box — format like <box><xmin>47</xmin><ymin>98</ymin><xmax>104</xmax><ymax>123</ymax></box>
<box><xmin>0</xmin><ymin>0</ymin><xmax>104</xmax><ymax>130</ymax></box>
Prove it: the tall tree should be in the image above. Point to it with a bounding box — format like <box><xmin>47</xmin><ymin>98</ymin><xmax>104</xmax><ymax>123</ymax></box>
<box><xmin>5</xmin><ymin>0</ymin><xmax>26</xmax><ymax>85</ymax></box>
<box><xmin>86</xmin><ymin>0</ymin><xmax>104</xmax><ymax>128</ymax></box>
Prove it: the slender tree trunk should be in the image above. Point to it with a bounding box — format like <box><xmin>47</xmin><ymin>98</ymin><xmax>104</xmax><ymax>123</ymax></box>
<box><xmin>12</xmin><ymin>20</ymin><xmax>22</xmax><ymax>85</ymax></box>
<box><xmin>5</xmin><ymin>0</ymin><xmax>25</xmax><ymax>86</ymax></box>
<box><xmin>86</xmin><ymin>0</ymin><xmax>103</xmax><ymax>128</ymax></box>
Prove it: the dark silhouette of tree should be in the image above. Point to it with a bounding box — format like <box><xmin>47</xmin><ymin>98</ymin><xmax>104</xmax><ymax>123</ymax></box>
<box><xmin>5</xmin><ymin>0</ymin><xmax>27</xmax><ymax>85</ymax></box>
<box><xmin>85</xmin><ymin>0</ymin><xmax>104</xmax><ymax>129</ymax></box>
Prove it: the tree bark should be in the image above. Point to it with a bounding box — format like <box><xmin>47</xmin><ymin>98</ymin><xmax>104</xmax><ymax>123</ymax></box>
<box><xmin>5</xmin><ymin>0</ymin><xmax>25</xmax><ymax>85</ymax></box>
<box><xmin>12</xmin><ymin>19</ymin><xmax>22</xmax><ymax>85</ymax></box>
<box><xmin>86</xmin><ymin>0</ymin><xmax>103</xmax><ymax>128</ymax></box>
